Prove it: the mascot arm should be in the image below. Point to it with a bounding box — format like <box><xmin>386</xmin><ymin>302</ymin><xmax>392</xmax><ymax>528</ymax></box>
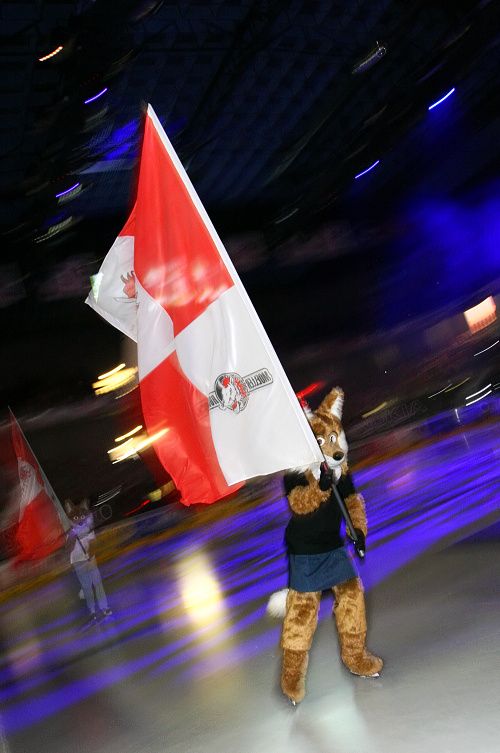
<box><xmin>345</xmin><ymin>493</ymin><xmax>367</xmax><ymax>537</ymax></box>
<box><xmin>338</xmin><ymin>472</ymin><xmax>368</xmax><ymax>536</ymax></box>
<box><xmin>285</xmin><ymin>469</ymin><xmax>330</xmax><ymax>515</ymax></box>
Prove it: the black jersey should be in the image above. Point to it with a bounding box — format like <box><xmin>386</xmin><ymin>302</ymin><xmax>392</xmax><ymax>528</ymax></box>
<box><xmin>284</xmin><ymin>471</ymin><xmax>356</xmax><ymax>555</ymax></box>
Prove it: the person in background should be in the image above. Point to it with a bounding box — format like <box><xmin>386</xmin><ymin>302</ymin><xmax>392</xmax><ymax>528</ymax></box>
<box><xmin>64</xmin><ymin>497</ymin><xmax>112</xmax><ymax>627</ymax></box>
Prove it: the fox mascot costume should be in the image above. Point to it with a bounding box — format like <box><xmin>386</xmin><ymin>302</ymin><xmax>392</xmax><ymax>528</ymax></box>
<box><xmin>268</xmin><ymin>387</ymin><xmax>383</xmax><ymax>704</ymax></box>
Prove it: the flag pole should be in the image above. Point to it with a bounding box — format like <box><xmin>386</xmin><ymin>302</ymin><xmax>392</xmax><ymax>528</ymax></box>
<box><xmin>330</xmin><ymin>482</ymin><xmax>365</xmax><ymax>560</ymax></box>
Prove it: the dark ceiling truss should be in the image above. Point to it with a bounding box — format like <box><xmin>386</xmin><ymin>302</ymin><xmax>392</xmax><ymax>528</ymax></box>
<box><xmin>277</xmin><ymin>3</ymin><xmax>451</xmax><ymax>173</ymax></box>
<box><xmin>175</xmin><ymin>1</ymin><xmax>294</xmax><ymax>154</ymax></box>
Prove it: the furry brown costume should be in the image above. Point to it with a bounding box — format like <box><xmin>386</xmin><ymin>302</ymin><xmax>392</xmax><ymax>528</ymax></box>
<box><xmin>276</xmin><ymin>387</ymin><xmax>383</xmax><ymax>704</ymax></box>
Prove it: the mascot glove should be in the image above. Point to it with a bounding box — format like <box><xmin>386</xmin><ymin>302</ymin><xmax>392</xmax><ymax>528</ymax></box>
<box><xmin>349</xmin><ymin>528</ymin><xmax>366</xmax><ymax>552</ymax></box>
<box><xmin>319</xmin><ymin>461</ymin><xmax>334</xmax><ymax>491</ymax></box>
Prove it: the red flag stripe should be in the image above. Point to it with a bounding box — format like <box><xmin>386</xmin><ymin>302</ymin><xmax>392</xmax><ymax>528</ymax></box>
<box><xmin>15</xmin><ymin>491</ymin><xmax>65</xmax><ymax>562</ymax></box>
<box><xmin>139</xmin><ymin>352</ymin><xmax>241</xmax><ymax>504</ymax></box>
<box><xmin>134</xmin><ymin>115</ymin><xmax>234</xmax><ymax>337</ymax></box>
<box><xmin>9</xmin><ymin>411</ymin><xmax>66</xmax><ymax>561</ymax></box>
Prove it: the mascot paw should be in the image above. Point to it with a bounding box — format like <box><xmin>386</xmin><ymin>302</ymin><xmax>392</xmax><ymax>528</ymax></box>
<box><xmin>281</xmin><ymin>649</ymin><xmax>308</xmax><ymax>704</ymax></box>
<box><xmin>266</xmin><ymin>588</ymin><xmax>288</xmax><ymax>618</ymax></box>
<box><xmin>343</xmin><ymin>650</ymin><xmax>383</xmax><ymax>678</ymax></box>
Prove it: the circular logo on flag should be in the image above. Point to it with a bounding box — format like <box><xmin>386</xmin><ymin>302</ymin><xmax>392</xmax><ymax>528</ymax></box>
<box><xmin>214</xmin><ymin>372</ymin><xmax>249</xmax><ymax>414</ymax></box>
<box><xmin>17</xmin><ymin>459</ymin><xmax>41</xmax><ymax>501</ymax></box>
<box><xmin>209</xmin><ymin>368</ymin><xmax>274</xmax><ymax>413</ymax></box>
<box><xmin>18</xmin><ymin>460</ymin><xmax>34</xmax><ymax>483</ymax></box>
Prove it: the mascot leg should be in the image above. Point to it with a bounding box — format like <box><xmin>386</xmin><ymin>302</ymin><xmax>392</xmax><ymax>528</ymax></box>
<box><xmin>333</xmin><ymin>577</ymin><xmax>383</xmax><ymax>677</ymax></box>
<box><xmin>280</xmin><ymin>589</ymin><xmax>320</xmax><ymax>704</ymax></box>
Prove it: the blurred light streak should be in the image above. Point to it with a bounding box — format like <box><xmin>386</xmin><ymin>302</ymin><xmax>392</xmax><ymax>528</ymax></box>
<box><xmin>111</xmin><ymin>428</ymin><xmax>168</xmax><ymax>463</ymax></box>
<box><xmin>274</xmin><ymin>208</ymin><xmax>299</xmax><ymax>224</ymax></box>
<box><xmin>1</xmin><ymin>643</ymin><xmax>182</xmax><ymax>735</ymax></box>
<box><xmin>352</xmin><ymin>41</ymin><xmax>387</xmax><ymax>74</ymax></box>
<box><xmin>84</xmin><ymin>88</ymin><xmax>108</xmax><ymax>104</ymax></box>
<box><xmin>428</xmin><ymin>87</ymin><xmax>455</xmax><ymax>110</ymax></box>
<box><xmin>99</xmin><ymin>119</ymin><xmax>140</xmax><ymax>162</ymax></box>
<box><xmin>38</xmin><ymin>46</ymin><xmax>63</xmax><ymax>62</ymax></box>
<box><xmin>98</xmin><ymin>363</ymin><xmax>125</xmax><ymax>379</ymax></box>
<box><xmin>466</xmin><ymin>389</ymin><xmax>492</xmax><ymax>406</ymax></box>
<box><xmin>34</xmin><ymin>217</ymin><xmax>73</xmax><ymax>243</ymax></box>
<box><xmin>474</xmin><ymin>339</ymin><xmax>499</xmax><ymax>356</ymax></box>
<box><xmin>465</xmin><ymin>383</ymin><xmax>491</xmax><ymax>400</ymax></box>
<box><xmin>174</xmin><ymin>605</ymin><xmax>271</xmax><ymax>683</ymax></box>
<box><xmin>428</xmin><ymin>384</ymin><xmax>452</xmax><ymax>398</ymax></box>
<box><xmin>148</xmin><ymin>483</ymin><xmax>174</xmax><ymax>501</ymax></box>
<box><xmin>107</xmin><ymin>437</ymin><xmax>134</xmax><ymax>454</ymax></box>
<box><xmin>362</xmin><ymin>401</ymin><xmax>388</xmax><ymax>418</ymax></box>
<box><xmin>55</xmin><ymin>183</ymin><xmax>80</xmax><ymax>198</ymax></box>
<box><xmin>124</xmin><ymin>499</ymin><xmax>151</xmax><ymax>516</ymax></box>
<box><xmin>115</xmin><ymin>425</ymin><xmax>142</xmax><ymax>442</ymax></box>
<box><xmin>296</xmin><ymin>381</ymin><xmax>326</xmax><ymax>399</ymax></box>
<box><xmin>93</xmin><ymin>367</ymin><xmax>137</xmax><ymax>395</ymax></box>
<box><xmin>464</xmin><ymin>296</ymin><xmax>496</xmax><ymax>333</ymax></box>
<box><xmin>444</xmin><ymin>377</ymin><xmax>470</xmax><ymax>392</ymax></box>
<box><xmin>96</xmin><ymin>486</ymin><xmax>121</xmax><ymax>504</ymax></box>
<box><xmin>354</xmin><ymin>160</ymin><xmax>380</xmax><ymax>179</ymax></box>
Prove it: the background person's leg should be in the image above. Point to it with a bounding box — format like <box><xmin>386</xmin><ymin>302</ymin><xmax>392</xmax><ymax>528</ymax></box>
<box><xmin>73</xmin><ymin>561</ymin><xmax>96</xmax><ymax>615</ymax></box>
<box><xmin>88</xmin><ymin>559</ymin><xmax>110</xmax><ymax>612</ymax></box>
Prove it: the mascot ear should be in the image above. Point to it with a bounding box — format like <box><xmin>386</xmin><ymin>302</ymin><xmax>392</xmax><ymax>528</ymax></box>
<box><xmin>64</xmin><ymin>499</ymin><xmax>74</xmax><ymax>515</ymax></box>
<box><xmin>331</xmin><ymin>388</ymin><xmax>344</xmax><ymax>420</ymax></box>
<box><xmin>316</xmin><ymin>387</ymin><xmax>344</xmax><ymax>421</ymax></box>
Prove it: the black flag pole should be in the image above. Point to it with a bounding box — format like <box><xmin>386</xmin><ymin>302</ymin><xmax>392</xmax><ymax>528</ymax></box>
<box><xmin>330</xmin><ymin>480</ymin><xmax>365</xmax><ymax>560</ymax></box>
<box><xmin>299</xmin><ymin>398</ymin><xmax>365</xmax><ymax>560</ymax></box>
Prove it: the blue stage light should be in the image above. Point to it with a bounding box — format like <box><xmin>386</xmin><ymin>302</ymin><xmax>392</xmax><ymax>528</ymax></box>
<box><xmin>84</xmin><ymin>88</ymin><xmax>108</xmax><ymax>105</ymax></box>
<box><xmin>354</xmin><ymin>160</ymin><xmax>380</xmax><ymax>179</ymax></box>
<box><xmin>55</xmin><ymin>182</ymin><xmax>80</xmax><ymax>198</ymax></box>
<box><xmin>428</xmin><ymin>88</ymin><xmax>455</xmax><ymax>110</ymax></box>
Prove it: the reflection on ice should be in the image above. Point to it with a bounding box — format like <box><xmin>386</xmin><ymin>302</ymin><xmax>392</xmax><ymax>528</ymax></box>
<box><xmin>176</xmin><ymin>550</ymin><xmax>226</xmax><ymax>627</ymax></box>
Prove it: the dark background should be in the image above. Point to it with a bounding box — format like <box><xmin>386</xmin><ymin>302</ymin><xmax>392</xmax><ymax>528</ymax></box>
<box><xmin>1</xmin><ymin>0</ymin><xmax>499</xmax><ymax>505</ymax></box>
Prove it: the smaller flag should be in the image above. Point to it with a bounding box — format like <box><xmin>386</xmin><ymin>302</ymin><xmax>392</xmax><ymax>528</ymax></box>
<box><xmin>9</xmin><ymin>410</ymin><xmax>68</xmax><ymax>563</ymax></box>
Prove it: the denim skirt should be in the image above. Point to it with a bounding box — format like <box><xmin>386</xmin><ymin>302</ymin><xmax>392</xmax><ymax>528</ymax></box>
<box><xmin>288</xmin><ymin>546</ymin><xmax>356</xmax><ymax>592</ymax></box>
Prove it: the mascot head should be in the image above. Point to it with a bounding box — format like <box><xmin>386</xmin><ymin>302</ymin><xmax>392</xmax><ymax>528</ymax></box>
<box><xmin>64</xmin><ymin>497</ymin><xmax>91</xmax><ymax>523</ymax></box>
<box><xmin>308</xmin><ymin>387</ymin><xmax>348</xmax><ymax>472</ymax></box>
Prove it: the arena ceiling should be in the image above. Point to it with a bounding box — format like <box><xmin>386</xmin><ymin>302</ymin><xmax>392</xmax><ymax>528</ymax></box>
<box><xmin>1</xmin><ymin>0</ymin><xmax>499</xmax><ymax>254</ymax></box>
<box><xmin>0</xmin><ymin>0</ymin><xmax>499</xmax><ymax>397</ymax></box>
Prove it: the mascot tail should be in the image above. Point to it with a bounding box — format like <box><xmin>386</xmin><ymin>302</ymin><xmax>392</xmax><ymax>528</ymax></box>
<box><xmin>266</xmin><ymin>588</ymin><xmax>288</xmax><ymax>618</ymax></box>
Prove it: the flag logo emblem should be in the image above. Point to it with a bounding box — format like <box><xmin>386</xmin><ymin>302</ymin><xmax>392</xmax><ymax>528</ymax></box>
<box><xmin>209</xmin><ymin>368</ymin><xmax>274</xmax><ymax>413</ymax></box>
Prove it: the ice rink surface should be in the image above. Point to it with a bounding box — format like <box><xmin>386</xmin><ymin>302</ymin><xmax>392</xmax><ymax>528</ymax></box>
<box><xmin>0</xmin><ymin>419</ymin><xmax>498</xmax><ymax>753</ymax></box>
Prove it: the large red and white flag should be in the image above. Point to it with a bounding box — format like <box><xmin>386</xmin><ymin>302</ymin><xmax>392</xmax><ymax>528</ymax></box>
<box><xmin>86</xmin><ymin>104</ymin><xmax>322</xmax><ymax>505</ymax></box>
<box><xmin>10</xmin><ymin>410</ymin><xmax>68</xmax><ymax>562</ymax></box>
